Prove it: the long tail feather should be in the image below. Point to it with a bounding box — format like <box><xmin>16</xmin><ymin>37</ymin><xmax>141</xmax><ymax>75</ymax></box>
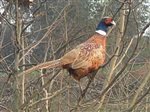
<box><xmin>20</xmin><ymin>59</ymin><xmax>62</xmax><ymax>75</ymax></box>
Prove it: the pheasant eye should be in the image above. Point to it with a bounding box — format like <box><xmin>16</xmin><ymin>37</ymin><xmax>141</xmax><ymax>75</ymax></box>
<box><xmin>105</xmin><ymin>19</ymin><xmax>109</xmax><ymax>24</ymax></box>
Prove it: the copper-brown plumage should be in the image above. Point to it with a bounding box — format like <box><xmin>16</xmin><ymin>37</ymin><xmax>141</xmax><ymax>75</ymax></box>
<box><xmin>21</xmin><ymin>17</ymin><xmax>116</xmax><ymax>91</ymax></box>
<box><xmin>61</xmin><ymin>34</ymin><xmax>106</xmax><ymax>82</ymax></box>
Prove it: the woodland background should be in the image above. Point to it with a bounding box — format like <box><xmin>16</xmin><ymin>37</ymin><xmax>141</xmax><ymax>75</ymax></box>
<box><xmin>0</xmin><ymin>0</ymin><xmax>150</xmax><ymax>112</ymax></box>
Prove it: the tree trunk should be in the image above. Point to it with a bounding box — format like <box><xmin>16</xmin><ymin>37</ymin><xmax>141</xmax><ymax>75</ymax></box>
<box><xmin>97</xmin><ymin>4</ymin><xmax>126</xmax><ymax>111</ymax></box>
<box><xmin>13</xmin><ymin>0</ymin><xmax>22</xmax><ymax>111</ymax></box>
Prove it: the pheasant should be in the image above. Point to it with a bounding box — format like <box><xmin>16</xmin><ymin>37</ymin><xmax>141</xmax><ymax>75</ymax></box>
<box><xmin>21</xmin><ymin>17</ymin><xmax>116</xmax><ymax>92</ymax></box>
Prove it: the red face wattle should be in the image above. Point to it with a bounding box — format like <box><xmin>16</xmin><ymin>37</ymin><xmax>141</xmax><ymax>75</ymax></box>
<box><xmin>105</xmin><ymin>18</ymin><xmax>113</xmax><ymax>24</ymax></box>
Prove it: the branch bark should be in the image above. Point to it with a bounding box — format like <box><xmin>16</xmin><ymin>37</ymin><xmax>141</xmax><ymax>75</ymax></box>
<box><xmin>125</xmin><ymin>66</ymin><xmax>150</xmax><ymax>112</ymax></box>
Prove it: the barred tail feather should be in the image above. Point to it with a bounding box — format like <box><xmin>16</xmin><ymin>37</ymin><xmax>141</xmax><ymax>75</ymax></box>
<box><xmin>20</xmin><ymin>59</ymin><xmax>63</xmax><ymax>75</ymax></box>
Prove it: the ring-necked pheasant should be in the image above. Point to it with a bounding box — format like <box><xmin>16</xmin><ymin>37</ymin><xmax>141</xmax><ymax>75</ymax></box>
<box><xmin>21</xmin><ymin>17</ymin><xmax>116</xmax><ymax>92</ymax></box>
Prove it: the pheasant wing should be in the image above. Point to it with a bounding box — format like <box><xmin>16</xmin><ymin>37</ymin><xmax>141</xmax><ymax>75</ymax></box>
<box><xmin>70</xmin><ymin>43</ymin><xmax>105</xmax><ymax>69</ymax></box>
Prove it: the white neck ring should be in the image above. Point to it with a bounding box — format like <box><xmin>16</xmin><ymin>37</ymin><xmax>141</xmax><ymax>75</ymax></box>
<box><xmin>95</xmin><ymin>30</ymin><xmax>106</xmax><ymax>36</ymax></box>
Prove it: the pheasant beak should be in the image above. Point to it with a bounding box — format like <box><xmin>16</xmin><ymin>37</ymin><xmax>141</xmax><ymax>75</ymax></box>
<box><xmin>111</xmin><ymin>21</ymin><xmax>116</xmax><ymax>26</ymax></box>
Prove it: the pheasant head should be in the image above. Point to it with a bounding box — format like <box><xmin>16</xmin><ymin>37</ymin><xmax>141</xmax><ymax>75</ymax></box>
<box><xmin>96</xmin><ymin>17</ymin><xmax>116</xmax><ymax>36</ymax></box>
